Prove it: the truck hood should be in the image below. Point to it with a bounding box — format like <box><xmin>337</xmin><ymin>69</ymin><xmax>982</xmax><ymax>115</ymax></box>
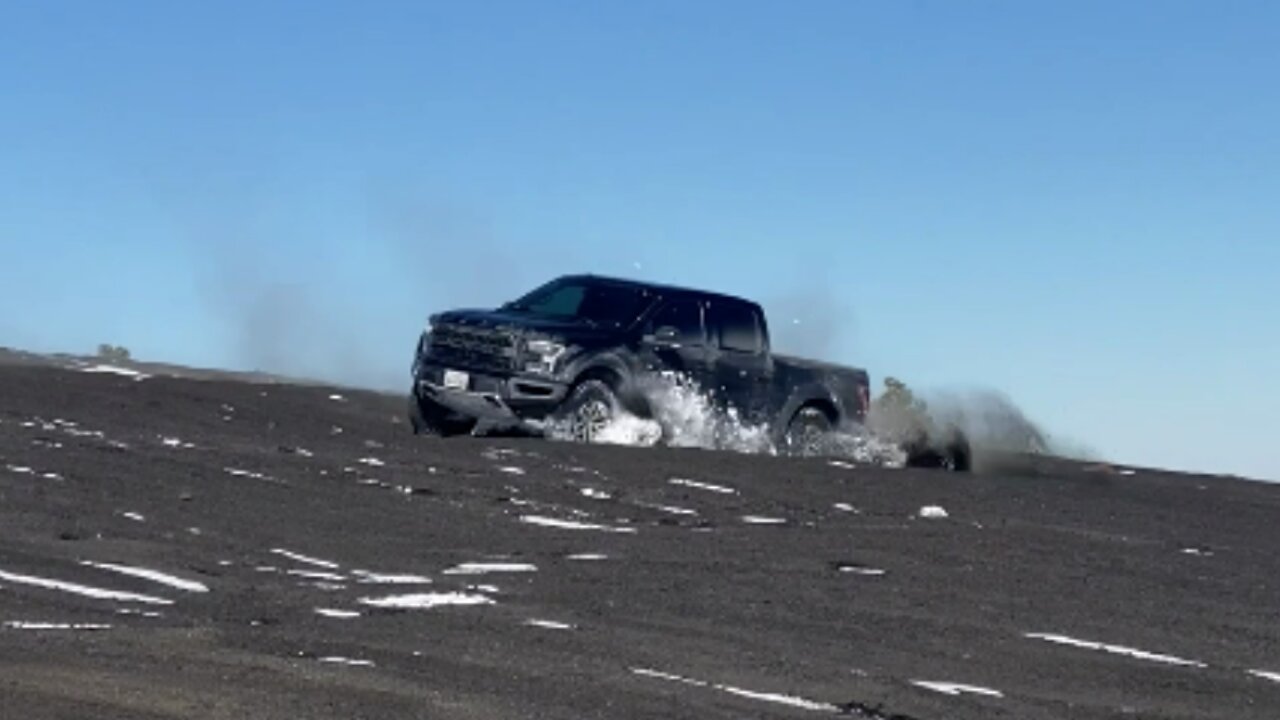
<box><xmin>431</xmin><ymin>308</ymin><xmax>609</xmax><ymax>341</ymax></box>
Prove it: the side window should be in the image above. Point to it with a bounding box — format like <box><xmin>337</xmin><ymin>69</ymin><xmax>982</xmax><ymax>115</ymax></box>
<box><xmin>649</xmin><ymin>299</ymin><xmax>704</xmax><ymax>345</ymax></box>
<box><xmin>709</xmin><ymin>301</ymin><xmax>762</xmax><ymax>353</ymax></box>
<box><xmin>526</xmin><ymin>285</ymin><xmax>585</xmax><ymax>316</ymax></box>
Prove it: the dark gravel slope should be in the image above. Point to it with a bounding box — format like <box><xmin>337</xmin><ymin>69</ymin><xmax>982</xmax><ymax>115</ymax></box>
<box><xmin>1</xmin><ymin>361</ymin><xmax>1277</xmax><ymax>719</ymax></box>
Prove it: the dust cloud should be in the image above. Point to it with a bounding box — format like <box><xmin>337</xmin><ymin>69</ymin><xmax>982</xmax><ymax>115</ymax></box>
<box><xmin>764</xmin><ymin>287</ymin><xmax>857</xmax><ymax>359</ymax></box>
<box><xmin>193</xmin><ymin>192</ymin><xmax>555</xmax><ymax>391</ymax></box>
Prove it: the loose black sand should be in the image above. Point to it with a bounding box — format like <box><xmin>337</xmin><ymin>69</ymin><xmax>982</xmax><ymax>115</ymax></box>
<box><xmin>1</xmin><ymin>352</ymin><xmax>1277</xmax><ymax>719</ymax></box>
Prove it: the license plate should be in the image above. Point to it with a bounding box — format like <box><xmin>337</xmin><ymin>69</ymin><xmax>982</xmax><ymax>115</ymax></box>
<box><xmin>442</xmin><ymin>369</ymin><xmax>470</xmax><ymax>391</ymax></box>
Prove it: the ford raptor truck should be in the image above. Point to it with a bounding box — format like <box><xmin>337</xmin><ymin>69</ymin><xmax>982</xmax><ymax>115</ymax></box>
<box><xmin>408</xmin><ymin>274</ymin><xmax>969</xmax><ymax>469</ymax></box>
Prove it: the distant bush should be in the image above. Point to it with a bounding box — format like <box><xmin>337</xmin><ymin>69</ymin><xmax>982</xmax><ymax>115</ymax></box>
<box><xmin>96</xmin><ymin>344</ymin><xmax>132</xmax><ymax>363</ymax></box>
<box><xmin>874</xmin><ymin>376</ymin><xmax>927</xmax><ymax>416</ymax></box>
<box><xmin>868</xmin><ymin>376</ymin><xmax>931</xmax><ymax>442</ymax></box>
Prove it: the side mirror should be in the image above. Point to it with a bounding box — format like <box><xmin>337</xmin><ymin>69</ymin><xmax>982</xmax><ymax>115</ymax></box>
<box><xmin>645</xmin><ymin>325</ymin><xmax>682</xmax><ymax>348</ymax></box>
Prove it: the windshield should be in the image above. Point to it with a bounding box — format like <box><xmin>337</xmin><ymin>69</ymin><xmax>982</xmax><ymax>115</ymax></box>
<box><xmin>503</xmin><ymin>279</ymin><xmax>654</xmax><ymax>327</ymax></box>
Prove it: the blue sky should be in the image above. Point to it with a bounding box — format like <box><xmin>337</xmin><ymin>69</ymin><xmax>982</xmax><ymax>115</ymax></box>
<box><xmin>2</xmin><ymin>1</ymin><xmax>1277</xmax><ymax>480</ymax></box>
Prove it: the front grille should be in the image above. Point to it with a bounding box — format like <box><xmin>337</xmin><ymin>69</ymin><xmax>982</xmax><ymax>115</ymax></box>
<box><xmin>428</xmin><ymin>323</ymin><xmax>517</xmax><ymax>374</ymax></box>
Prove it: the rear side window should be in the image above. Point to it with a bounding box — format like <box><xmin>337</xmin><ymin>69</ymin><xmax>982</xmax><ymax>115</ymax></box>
<box><xmin>649</xmin><ymin>299</ymin><xmax>704</xmax><ymax>344</ymax></box>
<box><xmin>708</xmin><ymin>301</ymin><xmax>763</xmax><ymax>353</ymax></box>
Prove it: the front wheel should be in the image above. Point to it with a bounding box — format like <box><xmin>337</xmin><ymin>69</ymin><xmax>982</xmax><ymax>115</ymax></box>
<box><xmin>783</xmin><ymin>406</ymin><xmax>833</xmax><ymax>456</ymax></box>
<box><xmin>554</xmin><ymin>379</ymin><xmax>620</xmax><ymax>443</ymax></box>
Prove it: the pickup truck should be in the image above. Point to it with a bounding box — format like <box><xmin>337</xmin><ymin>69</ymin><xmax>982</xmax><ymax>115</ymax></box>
<box><xmin>409</xmin><ymin>274</ymin><xmax>968</xmax><ymax>468</ymax></box>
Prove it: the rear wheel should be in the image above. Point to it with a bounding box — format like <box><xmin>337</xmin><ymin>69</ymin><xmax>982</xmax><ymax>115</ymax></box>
<box><xmin>784</xmin><ymin>406</ymin><xmax>833</xmax><ymax>456</ymax></box>
<box><xmin>555</xmin><ymin>379</ymin><xmax>619</xmax><ymax>443</ymax></box>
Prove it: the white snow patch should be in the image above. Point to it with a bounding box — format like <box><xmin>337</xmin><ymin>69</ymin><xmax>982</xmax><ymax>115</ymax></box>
<box><xmin>497</xmin><ymin>466</ymin><xmax>526</xmax><ymax>475</ymax></box>
<box><xmin>224</xmin><ymin>467</ymin><xmax>276</xmax><ymax>482</ymax></box>
<box><xmin>328</xmin><ymin>394</ymin><xmax>346</xmax><ymax>402</ymax></box>
<box><xmin>350</xmin><ymin>571</ymin><xmax>432</xmax><ymax>585</ymax></box>
<box><xmin>4</xmin><ymin>621</ymin><xmax>112</xmax><ymax>631</ymax></box>
<box><xmin>1024</xmin><ymin>632</ymin><xmax>1207</xmax><ymax>668</ymax></box>
<box><xmin>833</xmin><ymin>503</ymin><xmax>858</xmax><ymax>513</ymax></box>
<box><xmin>115</xmin><ymin>608</ymin><xmax>163</xmax><ymax>618</ymax></box>
<box><xmin>357</xmin><ymin>592</ymin><xmax>495</xmax><ymax>610</ymax></box>
<box><xmin>287</xmin><ymin>570</ymin><xmax>347</xmax><ymax>582</ymax></box>
<box><xmin>160</xmin><ymin>436</ymin><xmax>196</xmax><ymax>449</ymax></box>
<box><xmin>271</xmin><ymin>548</ymin><xmax>340</xmax><ymax>569</ymax></box>
<box><xmin>82</xmin><ymin>364</ymin><xmax>149</xmax><ymax>380</ymax></box>
<box><xmin>829</xmin><ymin>460</ymin><xmax>856</xmax><ymax>469</ymax></box>
<box><xmin>357</xmin><ymin>457</ymin><xmax>385</xmax><ymax>467</ymax></box>
<box><xmin>6</xmin><ymin>465</ymin><xmax>33</xmax><ymax>475</ymax></box>
<box><xmin>918</xmin><ymin>505</ymin><xmax>949</xmax><ymax>519</ymax></box>
<box><xmin>669</xmin><ymin>478</ymin><xmax>736</xmax><ymax>494</ymax></box>
<box><xmin>719</xmin><ymin>685</ymin><xmax>834</xmax><ymax>712</ymax></box>
<box><xmin>315</xmin><ymin>608</ymin><xmax>361</xmax><ymax>619</ymax></box>
<box><xmin>646</xmin><ymin>504</ymin><xmax>698</xmax><ymax>516</ymax></box>
<box><xmin>442</xmin><ymin>563</ymin><xmax>537</xmax><ymax>575</ymax></box>
<box><xmin>80</xmin><ymin>561</ymin><xmax>209</xmax><ymax>593</ymax></box>
<box><xmin>63</xmin><ymin>427</ymin><xmax>105</xmax><ymax>438</ymax></box>
<box><xmin>1181</xmin><ymin>548</ymin><xmax>1214</xmax><ymax>557</ymax></box>
<box><xmin>580</xmin><ymin>487</ymin><xmax>611</xmax><ymax>500</ymax></box>
<box><xmin>525</xmin><ymin>619</ymin><xmax>574</xmax><ymax>630</ymax></box>
<box><xmin>631</xmin><ymin>667</ymin><xmax>832</xmax><ymax>711</ymax></box>
<box><xmin>120</xmin><ymin>511</ymin><xmax>145</xmax><ymax>522</ymax></box>
<box><xmin>631</xmin><ymin>667</ymin><xmax>708</xmax><ymax>687</ymax></box>
<box><xmin>912</xmin><ymin>680</ymin><xmax>1004</xmax><ymax>698</ymax></box>
<box><xmin>519</xmin><ymin>515</ymin><xmax>637</xmax><ymax>533</ymax></box>
<box><xmin>839</xmin><ymin>566</ymin><xmax>886</xmax><ymax>576</ymax></box>
<box><xmin>742</xmin><ymin>515</ymin><xmax>787</xmax><ymax>525</ymax></box>
<box><xmin>1248</xmin><ymin>669</ymin><xmax>1280</xmax><ymax>683</ymax></box>
<box><xmin>566</xmin><ymin>553</ymin><xmax>609</xmax><ymax>561</ymax></box>
<box><xmin>0</xmin><ymin>568</ymin><xmax>173</xmax><ymax>605</ymax></box>
<box><xmin>319</xmin><ymin>656</ymin><xmax>374</xmax><ymax>667</ymax></box>
<box><xmin>466</xmin><ymin>584</ymin><xmax>500</xmax><ymax>593</ymax></box>
<box><xmin>294</xmin><ymin>448</ymin><xmax>314</xmax><ymax>458</ymax></box>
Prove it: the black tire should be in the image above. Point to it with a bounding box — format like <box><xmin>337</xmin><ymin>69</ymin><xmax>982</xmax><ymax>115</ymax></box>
<box><xmin>904</xmin><ymin>430</ymin><xmax>972</xmax><ymax>472</ymax></box>
<box><xmin>554</xmin><ymin>379</ymin><xmax>620</xmax><ymax>443</ymax></box>
<box><xmin>784</xmin><ymin>406</ymin><xmax>834</xmax><ymax>456</ymax></box>
<box><xmin>407</xmin><ymin>392</ymin><xmax>474</xmax><ymax>437</ymax></box>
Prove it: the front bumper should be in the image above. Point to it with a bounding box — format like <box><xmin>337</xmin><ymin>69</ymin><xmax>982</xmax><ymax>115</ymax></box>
<box><xmin>413</xmin><ymin>362</ymin><xmax>569</xmax><ymax>425</ymax></box>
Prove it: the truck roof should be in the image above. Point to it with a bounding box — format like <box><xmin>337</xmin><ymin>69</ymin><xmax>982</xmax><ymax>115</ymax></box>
<box><xmin>562</xmin><ymin>273</ymin><xmax>761</xmax><ymax>310</ymax></box>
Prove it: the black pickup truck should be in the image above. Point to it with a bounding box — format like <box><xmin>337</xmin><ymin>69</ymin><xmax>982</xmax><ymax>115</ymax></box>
<box><xmin>409</xmin><ymin>274</ymin><xmax>967</xmax><ymax>467</ymax></box>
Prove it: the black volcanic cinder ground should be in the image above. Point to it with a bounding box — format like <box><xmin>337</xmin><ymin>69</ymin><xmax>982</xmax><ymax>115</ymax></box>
<box><xmin>1</xmin><ymin>353</ymin><xmax>1278</xmax><ymax>719</ymax></box>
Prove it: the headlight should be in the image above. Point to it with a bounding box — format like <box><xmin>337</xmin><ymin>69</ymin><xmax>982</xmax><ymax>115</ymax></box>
<box><xmin>523</xmin><ymin>338</ymin><xmax>567</xmax><ymax>375</ymax></box>
<box><xmin>526</xmin><ymin>339</ymin><xmax>563</xmax><ymax>356</ymax></box>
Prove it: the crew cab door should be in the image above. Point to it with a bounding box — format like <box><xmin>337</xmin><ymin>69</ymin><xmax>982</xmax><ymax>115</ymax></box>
<box><xmin>639</xmin><ymin>297</ymin><xmax>712</xmax><ymax>384</ymax></box>
<box><xmin>705</xmin><ymin>299</ymin><xmax>772</xmax><ymax>423</ymax></box>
